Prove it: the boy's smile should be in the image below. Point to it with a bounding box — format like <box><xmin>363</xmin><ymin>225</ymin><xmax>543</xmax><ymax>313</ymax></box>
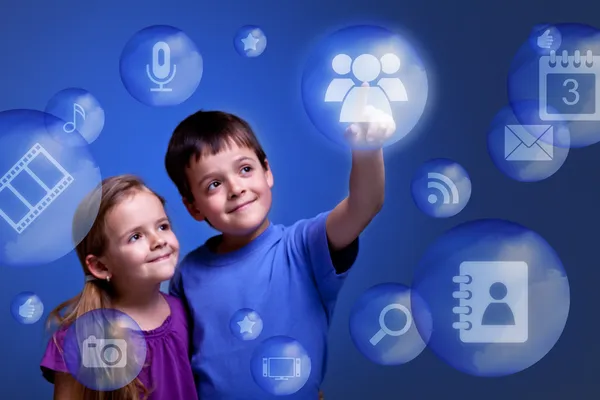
<box><xmin>184</xmin><ymin>141</ymin><xmax>273</xmax><ymax>238</ymax></box>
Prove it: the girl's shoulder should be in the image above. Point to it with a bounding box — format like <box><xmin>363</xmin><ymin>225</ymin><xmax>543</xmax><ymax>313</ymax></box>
<box><xmin>161</xmin><ymin>293</ymin><xmax>189</xmax><ymax>329</ymax></box>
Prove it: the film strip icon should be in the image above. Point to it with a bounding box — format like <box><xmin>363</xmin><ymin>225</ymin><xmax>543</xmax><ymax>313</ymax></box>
<box><xmin>0</xmin><ymin>143</ymin><xmax>74</xmax><ymax>234</ymax></box>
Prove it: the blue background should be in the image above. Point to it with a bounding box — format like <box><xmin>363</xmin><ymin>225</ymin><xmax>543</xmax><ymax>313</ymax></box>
<box><xmin>0</xmin><ymin>0</ymin><xmax>597</xmax><ymax>398</ymax></box>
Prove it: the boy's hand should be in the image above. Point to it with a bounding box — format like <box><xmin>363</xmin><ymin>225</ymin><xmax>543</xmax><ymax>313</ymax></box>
<box><xmin>345</xmin><ymin>83</ymin><xmax>396</xmax><ymax>147</ymax></box>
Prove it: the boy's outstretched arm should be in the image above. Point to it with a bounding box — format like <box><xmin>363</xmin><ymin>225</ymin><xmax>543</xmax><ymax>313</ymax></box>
<box><xmin>326</xmin><ymin>94</ymin><xmax>395</xmax><ymax>251</ymax></box>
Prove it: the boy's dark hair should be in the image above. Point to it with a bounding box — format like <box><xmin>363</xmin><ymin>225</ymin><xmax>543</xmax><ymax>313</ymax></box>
<box><xmin>165</xmin><ymin>110</ymin><xmax>268</xmax><ymax>203</ymax></box>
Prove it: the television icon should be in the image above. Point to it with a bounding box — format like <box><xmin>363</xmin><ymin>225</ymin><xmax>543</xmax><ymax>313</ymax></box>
<box><xmin>262</xmin><ymin>357</ymin><xmax>301</xmax><ymax>380</ymax></box>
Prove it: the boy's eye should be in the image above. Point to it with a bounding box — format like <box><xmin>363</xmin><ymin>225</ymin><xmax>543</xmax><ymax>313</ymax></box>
<box><xmin>208</xmin><ymin>181</ymin><xmax>221</xmax><ymax>190</ymax></box>
<box><xmin>241</xmin><ymin>166</ymin><xmax>252</xmax><ymax>174</ymax></box>
<box><xmin>159</xmin><ymin>223</ymin><xmax>170</xmax><ymax>231</ymax></box>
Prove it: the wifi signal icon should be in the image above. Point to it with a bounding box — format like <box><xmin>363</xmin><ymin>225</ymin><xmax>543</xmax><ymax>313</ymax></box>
<box><xmin>427</xmin><ymin>172</ymin><xmax>459</xmax><ymax>205</ymax></box>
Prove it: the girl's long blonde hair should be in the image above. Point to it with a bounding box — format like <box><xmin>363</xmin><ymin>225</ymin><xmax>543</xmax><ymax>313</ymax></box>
<box><xmin>47</xmin><ymin>174</ymin><xmax>166</xmax><ymax>400</ymax></box>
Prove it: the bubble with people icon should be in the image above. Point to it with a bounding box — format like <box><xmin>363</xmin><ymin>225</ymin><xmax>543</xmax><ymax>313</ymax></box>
<box><xmin>411</xmin><ymin>219</ymin><xmax>570</xmax><ymax>377</ymax></box>
<box><xmin>301</xmin><ymin>25</ymin><xmax>429</xmax><ymax>149</ymax></box>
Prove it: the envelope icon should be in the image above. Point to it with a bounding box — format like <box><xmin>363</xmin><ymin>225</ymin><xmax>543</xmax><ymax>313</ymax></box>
<box><xmin>504</xmin><ymin>125</ymin><xmax>553</xmax><ymax>161</ymax></box>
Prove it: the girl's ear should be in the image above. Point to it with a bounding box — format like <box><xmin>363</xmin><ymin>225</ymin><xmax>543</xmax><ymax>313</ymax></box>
<box><xmin>85</xmin><ymin>254</ymin><xmax>111</xmax><ymax>280</ymax></box>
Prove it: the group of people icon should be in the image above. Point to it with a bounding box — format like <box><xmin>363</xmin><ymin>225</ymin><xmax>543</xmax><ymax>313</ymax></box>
<box><xmin>324</xmin><ymin>53</ymin><xmax>408</xmax><ymax>122</ymax></box>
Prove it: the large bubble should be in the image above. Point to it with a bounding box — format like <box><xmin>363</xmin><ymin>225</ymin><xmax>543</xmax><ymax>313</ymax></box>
<box><xmin>411</xmin><ymin>219</ymin><xmax>570</xmax><ymax>377</ymax></box>
<box><xmin>120</xmin><ymin>25</ymin><xmax>203</xmax><ymax>107</ymax></box>
<box><xmin>301</xmin><ymin>25</ymin><xmax>429</xmax><ymax>150</ymax></box>
<box><xmin>508</xmin><ymin>23</ymin><xmax>600</xmax><ymax>148</ymax></box>
<box><xmin>0</xmin><ymin>109</ymin><xmax>102</xmax><ymax>268</ymax></box>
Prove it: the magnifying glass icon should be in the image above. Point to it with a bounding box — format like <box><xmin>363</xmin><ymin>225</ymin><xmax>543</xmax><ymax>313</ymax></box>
<box><xmin>369</xmin><ymin>303</ymin><xmax>412</xmax><ymax>346</ymax></box>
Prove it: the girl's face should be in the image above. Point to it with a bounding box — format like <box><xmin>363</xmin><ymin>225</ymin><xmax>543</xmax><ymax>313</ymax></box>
<box><xmin>99</xmin><ymin>190</ymin><xmax>179</xmax><ymax>286</ymax></box>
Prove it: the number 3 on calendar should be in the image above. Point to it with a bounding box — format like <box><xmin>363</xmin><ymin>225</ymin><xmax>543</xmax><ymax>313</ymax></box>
<box><xmin>539</xmin><ymin>50</ymin><xmax>600</xmax><ymax>121</ymax></box>
<box><xmin>562</xmin><ymin>78</ymin><xmax>580</xmax><ymax>106</ymax></box>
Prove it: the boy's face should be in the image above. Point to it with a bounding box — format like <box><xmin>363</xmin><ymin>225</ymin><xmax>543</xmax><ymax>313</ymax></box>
<box><xmin>184</xmin><ymin>142</ymin><xmax>273</xmax><ymax>235</ymax></box>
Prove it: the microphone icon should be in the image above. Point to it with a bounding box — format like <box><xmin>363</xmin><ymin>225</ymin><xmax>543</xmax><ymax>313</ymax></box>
<box><xmin>146</xmin><ymin>41</ymin><xmax>176</xmax><ymax>92</ymax></box>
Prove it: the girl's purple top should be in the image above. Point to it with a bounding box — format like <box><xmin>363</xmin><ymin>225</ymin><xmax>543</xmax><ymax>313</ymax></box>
<box><xmin>40</xmin><ymin>293</ymin><xmax>198</xmax><ymax>400</ymax></box>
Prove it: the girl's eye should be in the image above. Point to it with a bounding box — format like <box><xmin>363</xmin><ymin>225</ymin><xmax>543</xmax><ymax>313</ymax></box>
<box><xmin>129</xmin><ymin>233</ymin><xmax>141</xmax><ymax>242</ymax></box>
<box><xmin>208</xmin><ymin>181</ymin><xmax>220</xmax><ymax>191</ymax></box>
<box><xmin>159</xmin><ymin>223</ymin><xmax>170</xmax><ymax>231</ymax></box>
<box><xmin>241</xmin><ymin>166</ymin><xmax>252</xmax><ymax>174</ymax></box>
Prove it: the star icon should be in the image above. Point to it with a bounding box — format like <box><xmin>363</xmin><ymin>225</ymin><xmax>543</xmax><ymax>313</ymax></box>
<box><xmin>237</xmin><ymin>315</ymin><xmax>256</xmax><ymax>334</ymax></box>
<box><xmin>241</xmin><ymin>33</ymin><xmax>260</xmax><ymax>51</ymax></box>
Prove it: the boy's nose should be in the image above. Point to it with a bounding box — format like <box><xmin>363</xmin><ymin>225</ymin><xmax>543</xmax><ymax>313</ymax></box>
<box><xmin>227</xmin><ymin>182</ymin><xmax>246</xmax><ymax>199</ymax></box>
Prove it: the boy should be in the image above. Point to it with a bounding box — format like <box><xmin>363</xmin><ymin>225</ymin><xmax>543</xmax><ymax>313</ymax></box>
<box><xmin>166</xmin><ymin>102</ymin><xmax>394</xmax><ymax>399</ymax></box>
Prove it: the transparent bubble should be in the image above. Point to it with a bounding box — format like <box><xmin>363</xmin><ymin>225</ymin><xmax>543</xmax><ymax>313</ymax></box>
<box><xmin>10</xmin><ymin>291</ymin><xmax>44</xmax><ymax>324</ymax></box>
<box><xmin>120</xmin><ymin>25</ymin><xmax>203</xmax><ymax>107</ymax></box>
<box><xmin>230</xmin><ymin>308</ymin><xmax>263</xmax><ymax>341</ymax></box>
<box><xmin>507</xmin><ymin>23</ymin><xmax>600</xmax><ymax>148</ymax></box>
<box><xmin>234</xmin><ymin>26</ymin><xmax>267</xmax><ymax>58</ymax></box>
<box><xmin>250</xmin><ymin>336</ymin><xmax>311</xmax><ymax>396</ymax></box>
<box><xmin>63</xmin><ymin>308</ymin><xmax>147</xmax><ymax>391</ymax></box>
<box><xmin>301</xmin><ymin>25</ymin><xmax>429</xmax><ymax>150</ymax></box>
<box><xmin>44</xmin><ymin>88</ymin><xmax>105</xmax><ymax>145</ymax></box>
<box><xmin>487</xmin><ymin>102</ymin><xmax>569</xmax><ymax>182</ymax></box>
<box><xmin>349</xmin><ymin>283</ymin><xmax>431</xmax><ymax>366</ymax></box>
<box><xmin>411</xmin><ymin>219</ymin><xmax>570</xmax><ymax>377</ymax></box>
<box><xmin>411</xmin><ymin>158</ymin><xmax>471</xmax><ymax>218</ymax></box>
<box><xmin>0</xmin><ymin>109</ymin><xmax>102</xmax><ymax>268</ymax></box>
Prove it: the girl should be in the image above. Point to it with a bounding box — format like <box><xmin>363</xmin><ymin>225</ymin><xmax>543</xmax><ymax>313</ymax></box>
<box><xmin>40</xmin><ymin>174</ymin><xmax>198</xmax><ymax>400</ymax></box>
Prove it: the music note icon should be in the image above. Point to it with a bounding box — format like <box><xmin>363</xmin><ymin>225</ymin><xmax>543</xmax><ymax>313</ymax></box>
<box><xmin>63</xmin><ymin>103</ymin><xmax>86</xmax><ymax>133</ymax></box>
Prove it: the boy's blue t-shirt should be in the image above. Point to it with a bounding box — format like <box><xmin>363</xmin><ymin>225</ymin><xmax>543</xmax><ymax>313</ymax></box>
<box><xmin>169</xmin><ymin>211</ymin><xmax>358</xmax><ymax>399</ymax></box>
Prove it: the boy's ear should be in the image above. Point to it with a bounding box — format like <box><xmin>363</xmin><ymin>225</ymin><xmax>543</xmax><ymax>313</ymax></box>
<box><xmin>183</xmin><ymin>197</ymin><xmax>206</xmax><ymax>222</ymax></box>
<box><xmin>86</xmin><ymin>255</ymin><xmax>111</xmax><ymax>280</ymax></box>
<box><xmin>264</xmin><ymin>159</ymin><xmax>274</xmax><ymax>189</ymax></box>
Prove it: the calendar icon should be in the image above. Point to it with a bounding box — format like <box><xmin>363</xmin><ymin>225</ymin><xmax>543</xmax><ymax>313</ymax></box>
<box><xmin>539</xmin><ymin>50</ymin><xmax>600</xmax><ymax>121</ymax></box>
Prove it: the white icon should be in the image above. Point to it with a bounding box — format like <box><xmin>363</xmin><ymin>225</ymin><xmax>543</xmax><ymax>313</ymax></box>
<box><xmin>241</xmin><ymin>33</ymin><xmax>260</xmax><ymax>51</ymax></box>
<box><xmin>0</xmin><ymin>143</ymin><xmax>74</xmax><ymax>234</ymax></box>
<box><xmin>427</xmin><ymin>172</ymin><xmax>459</xmax><ymax>205</ymax></box>
<box><xmin>63</xmin><ymin>103</ymin><xmax>86</xmax><ymax>133</ymax></box>
<box><xmin>237</xmin><ymin>315</ymin><xmax>255</xmax><ymax>334</ymax></box>
<box><xmin>452</xmin><ymin>261</ymin><xmax>528</xmax><ymax>343</ymax></box>
<box><xmin>147</xmin><ymin>41</ymin><xmax>176</xmax><ymax>92</ymax></box>
<box><xmin>369</xmin><ymin>303</ymin><xmax>412</xmax><ymax>346</ymax></box>
<box><xmin>537</xmin><ymin>29</ymin><xmax>554</xmax><ymax>49</ymax></box>
<box><xmin>262</xmin><ymin>357</ymin><xmax>301</xmax><ymax>380</ymax></box>
<box><xmin>504</xmin><ymin>125</ymin><xmax>553</xmax><ymax>161</ymax></box>
<box><xmin>82</xmin><ymin>335</ymin><xmax>128</xmax><ymax>368</ymax></box>
<box><xmin>18</xmin><ymin>297</ymin><xmax>41</xmax><ymax>319</ymax></box>
<box><xmin>325</xmin><ymin>53</ymin><xmax>407</xmax><ymax>123</ymax></box>
<box><xmin>539</xmin><ymin>50</ymin><xmax>600</xmax><ymax>121</ymax></box>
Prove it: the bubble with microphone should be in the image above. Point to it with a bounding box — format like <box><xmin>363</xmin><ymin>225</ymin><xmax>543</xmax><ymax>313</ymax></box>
<box><xmin>119</xmin><ymin>25</ymin><xmax>204</xmax><ymax>107</ymax></box>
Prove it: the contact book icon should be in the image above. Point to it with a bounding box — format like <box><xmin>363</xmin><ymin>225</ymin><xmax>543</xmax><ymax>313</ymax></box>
<box><xmin>0</xmin><ymin>143</ymin><xmax>74</xmax><ymax>233</ymax></box>
<box><xmin>452</xmin><ymin>261</ymin><xmax>528</xmax><ymax>344</ymax></box>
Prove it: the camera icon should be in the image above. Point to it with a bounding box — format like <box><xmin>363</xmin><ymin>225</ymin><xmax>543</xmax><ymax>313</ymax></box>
<box><xmin>81</xmin><ymin>335</ymin><xmax>127</xmax><ymax>368</ymax></box>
